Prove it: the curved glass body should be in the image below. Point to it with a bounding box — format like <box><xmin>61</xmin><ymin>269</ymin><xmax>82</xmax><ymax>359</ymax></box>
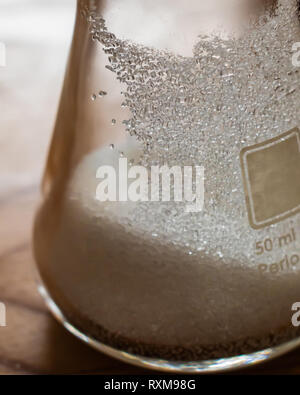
<box><xmin>34</xmin><ymin>0</ymin><xmax>300</xmax><ymax>372</ymax></box>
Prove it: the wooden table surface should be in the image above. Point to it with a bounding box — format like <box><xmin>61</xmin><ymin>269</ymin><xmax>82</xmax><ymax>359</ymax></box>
<box><xmin>2</xmin><ymin>0</ymin><xmax>300</xmax><ymax>375</ymax></box>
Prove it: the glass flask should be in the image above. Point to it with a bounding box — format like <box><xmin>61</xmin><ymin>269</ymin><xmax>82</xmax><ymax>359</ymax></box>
<box><xmin>34</xmin><ymin>0</ymin><xmax>300</xmax><ymax>372</ymax></box>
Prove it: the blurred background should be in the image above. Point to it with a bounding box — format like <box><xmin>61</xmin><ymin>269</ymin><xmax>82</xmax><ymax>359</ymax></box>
<box><xmin>0</xmin><ymin>0</ymin><xmax>75</xmax><ymax>196</ymax></box>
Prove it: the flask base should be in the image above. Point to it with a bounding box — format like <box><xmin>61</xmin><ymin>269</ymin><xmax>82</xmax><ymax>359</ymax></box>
<box><xmin>38</xmin><ymin>283</ymin><xmax>300</xmax><ymax>373</ymax></box>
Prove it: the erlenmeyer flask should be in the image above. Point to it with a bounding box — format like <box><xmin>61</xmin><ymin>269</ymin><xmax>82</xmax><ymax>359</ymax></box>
<box><xmin>34</xmin><ymin>0</ymin><xmax>300</xmax><ymax>372</ymax></box>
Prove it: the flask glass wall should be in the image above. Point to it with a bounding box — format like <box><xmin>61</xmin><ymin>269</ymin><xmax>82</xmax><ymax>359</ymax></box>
<box><xmin>34</xmin><ymin>0</ymin><xmax>300</xmax><ymax>372</ymax></box>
